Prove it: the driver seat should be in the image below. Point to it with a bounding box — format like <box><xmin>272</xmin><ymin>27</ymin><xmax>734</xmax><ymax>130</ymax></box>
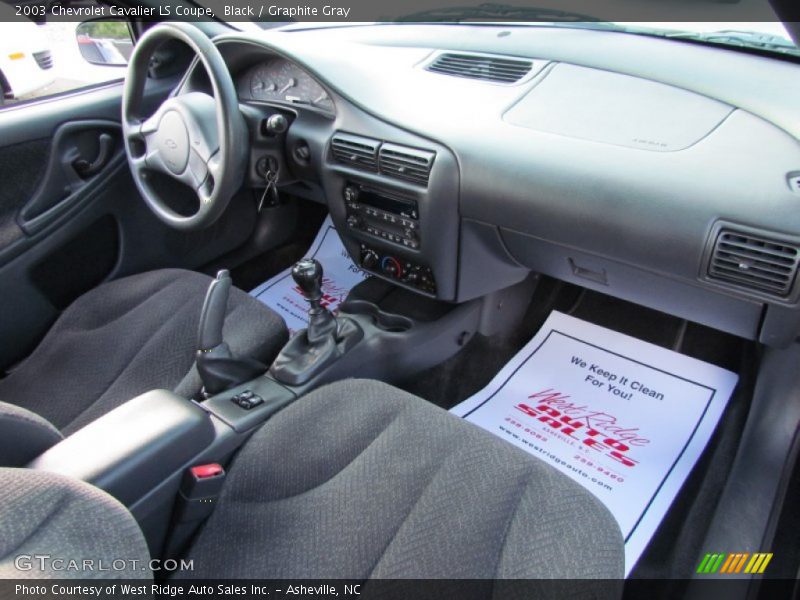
<box><xmin>0</xmin><ymin>269</ymin><xmax>288</xmax><ymax>444</ymax></box>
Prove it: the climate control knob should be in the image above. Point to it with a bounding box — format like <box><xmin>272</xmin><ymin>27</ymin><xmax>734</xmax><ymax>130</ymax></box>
<box><xmin>343</xmin><ymin>185</ymin><xmax>360</xmax><ymax>204</ymax></box>
<box><xmin>381</xmin><ymin>256</ymin><xmax>403</xmax><ymax>278</ymax></box>
<box><xmin>361</xmin><ymin>249</ymin><xmax>379</xmax><ymax>270</ymax></box>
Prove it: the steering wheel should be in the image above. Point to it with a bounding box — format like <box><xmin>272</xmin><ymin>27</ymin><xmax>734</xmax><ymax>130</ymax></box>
<box><xmin>122</xmin><ymin>23</ymin><xmax>247</xmax><ymax>230</ymax></box>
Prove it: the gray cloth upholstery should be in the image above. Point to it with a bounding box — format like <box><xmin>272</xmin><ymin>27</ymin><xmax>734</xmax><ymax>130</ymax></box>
<box><xmin>0</xmin><ymin>401</ymin><xmax>63</xmax><ymax>467</ymax></box>
<box><xmin>0</xmin><ymin>468</ymin><xmax>151</xmax><ymax>579</ymax></box>
<box><xmin>0</xmin><ymin>269</ymin><xmax>288</xmax><ymax>435</ymax></box>
<box><xmin>183</xmin><ymin>379</ymin><xmax>624</xmax><ymax>580</ymax></box>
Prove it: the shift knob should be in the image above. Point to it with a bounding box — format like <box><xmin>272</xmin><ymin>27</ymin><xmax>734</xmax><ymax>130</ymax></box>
<box><xmin>292</xmin><ymin>258</ymin><xmax>323</xmax><ymax>303</ymax></box>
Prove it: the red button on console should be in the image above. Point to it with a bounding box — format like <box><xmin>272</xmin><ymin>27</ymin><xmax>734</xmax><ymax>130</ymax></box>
<box><xmin>190</xmin><ymin>463</ymin><xmax>224</xmax><ymax>479</ymax></box>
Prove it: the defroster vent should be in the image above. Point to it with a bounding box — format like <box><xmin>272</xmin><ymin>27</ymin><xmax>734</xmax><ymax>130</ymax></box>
<box><xmin>708</xmin><ymin>229</ymin><xmax>800</xmax><ymax>297</ymax></box>
<box><xmin>426</xmin><ymin>53</ymin><xmax>532</xmax><ymax>84</ymax></box>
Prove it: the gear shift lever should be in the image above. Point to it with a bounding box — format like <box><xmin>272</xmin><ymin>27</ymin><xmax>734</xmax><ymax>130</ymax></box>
<box><xmin>291</xmin><ymin>259</ymin><xmax>335</xmax><ymax>341</ymax></box>
<box><xmin>196</xmin><ymin>270</ymin><xmax>266</xmax><ymax>396</ymax></box>
<box><xmin>271</xmin><ymin>259</ymin><xmax>362</xmax><ymax>386</ymax></box>
<box><xmin>292</xmin><ymin>259</ymin><xmax>323</xmax><ymax>303</ymax></box>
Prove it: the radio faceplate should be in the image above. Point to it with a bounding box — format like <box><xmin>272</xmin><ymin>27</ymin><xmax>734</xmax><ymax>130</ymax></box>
<box><xmin>343</xmin><ymin>182</ymin><xmax>420</xmax><ymax>250</ymax></box>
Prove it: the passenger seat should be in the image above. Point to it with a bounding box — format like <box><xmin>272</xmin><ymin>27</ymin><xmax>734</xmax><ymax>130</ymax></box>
<box><xmin>0</xmin><ymin>380</ymin><xmax>624</xmax><ymax>586</ymax></box>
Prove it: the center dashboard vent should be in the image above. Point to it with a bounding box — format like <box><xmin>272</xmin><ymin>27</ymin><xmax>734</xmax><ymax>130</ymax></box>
<box><xmin>378</xmin><ymin>143</ymin><xmax>436</xmax><ymax>186</ymax></box>
<box><xmin>330</xmin><ymin>133</ymin><xmax>436</xmax><ymax>186</ymax></box>
<box><xmin>331</xmin><ymin>133</ymin><xmax>380</xmax><ymax>171</ymax></box>
<box><xmin>426</xmin><ymin>53</ymin><xmax>532</xmax><ymax>84</ymax></box>
<box><xmin>708</xmin><ymin>229</ymin><xmax>800</xmax><ymax>298</ymax></box>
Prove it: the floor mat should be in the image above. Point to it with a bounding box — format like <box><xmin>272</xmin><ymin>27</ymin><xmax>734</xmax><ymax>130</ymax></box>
<box><xmin>450</xmin><ymin>311</ymin><xmax>739</xmax><ymax>576</ymax></box>
<box><xmin>250</xmin><ymin>216</ymin><xmax>367</xmax><ymax>334</ymax></box>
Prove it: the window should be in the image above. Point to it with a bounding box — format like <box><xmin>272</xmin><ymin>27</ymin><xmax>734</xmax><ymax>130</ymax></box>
<box><xmin>0</xmin><ymin>17</ymin><xmax>132</xmax><ymax>107</ymax></box>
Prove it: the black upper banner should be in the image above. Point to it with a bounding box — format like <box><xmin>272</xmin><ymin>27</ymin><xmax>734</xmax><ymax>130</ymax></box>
<box><xmin>0</xmin><ymin>0</ymin><xmax>796</xmax><ymax>23</ymax></box>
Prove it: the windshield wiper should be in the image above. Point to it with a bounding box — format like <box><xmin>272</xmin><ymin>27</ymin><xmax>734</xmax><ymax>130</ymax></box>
<box><xmin>658</xmin><ymin>29</ymin><xmax>799</xmax><ymax>56</ymax></box>
<box><xmin>395</xmin><ymin>3</ymin><xmax>619</xmax><ymax>28</ymax></box>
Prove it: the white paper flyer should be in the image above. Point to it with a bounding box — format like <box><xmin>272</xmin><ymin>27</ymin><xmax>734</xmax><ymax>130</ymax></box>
<box><xmin>451</xmin><ymin>311</ymin><xmax>739</xmax><ymax>575</ymax></box>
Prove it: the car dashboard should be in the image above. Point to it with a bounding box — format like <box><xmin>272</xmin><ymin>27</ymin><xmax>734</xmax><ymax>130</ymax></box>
<box><xmin>182</xmin><ymin>23</ymin><xmax>800</xmax><ymax>348</ymax></box>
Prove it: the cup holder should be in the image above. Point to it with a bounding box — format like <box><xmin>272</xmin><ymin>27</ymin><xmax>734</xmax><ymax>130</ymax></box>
<box><xmin>338</xmin><ymin>300</ymin><xmax>413</xmax><ymax>333</ymax></box>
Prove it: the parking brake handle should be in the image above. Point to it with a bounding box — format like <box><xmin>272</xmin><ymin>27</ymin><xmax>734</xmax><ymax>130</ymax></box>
<box><xmin>198</xmin><ymin>269</ymin><xmax>231</xmax><ymax>351</ymax></box>
<box><xmin>196</xmin><ymin>270</ymin><xmax>266</xmax><ymax>396</ymax></box>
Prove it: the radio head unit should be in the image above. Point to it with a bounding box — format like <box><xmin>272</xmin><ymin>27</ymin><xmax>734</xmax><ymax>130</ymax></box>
<box><xmin>343</xmin><ymin>182</ymin><xmax>420</xmax><ymax>250</ymax></box>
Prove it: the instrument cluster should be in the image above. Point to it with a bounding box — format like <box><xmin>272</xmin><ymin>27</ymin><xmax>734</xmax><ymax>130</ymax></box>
<box><xmin>238</xmin><ymin>57</ymin><xmax>335</xmax><ymax>114</ymax></box>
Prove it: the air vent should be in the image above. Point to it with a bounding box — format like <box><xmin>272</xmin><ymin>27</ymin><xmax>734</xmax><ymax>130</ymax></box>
<box><xmin>33</xmin><ymin>50</ymin><xmax>53</xmax><ymax>70</ymax></box>
<box><xmin>331</xmin><ymin>133</ymin><xmax>380</xmax><ymax>171</ymax></box>
<box><xmin>427</xmin><ymin>53</ymin><xmax>532</xmax><ymax>84</ymax></box>
<box><xmin>378</xmin><ymin>143</ymin><xmax>436</xmax><ymax>186</ymax></box>
<box><xmin>708</xmin><ymin>230</ymin><xmax>800</xmax><ymax>297</ymax></box>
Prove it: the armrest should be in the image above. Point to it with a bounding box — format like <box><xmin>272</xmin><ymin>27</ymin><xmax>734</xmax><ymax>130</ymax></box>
<box><xmin>28</xmin><ymin>389</ymin><xmax>214</xmax><ymax>506</ymax></box>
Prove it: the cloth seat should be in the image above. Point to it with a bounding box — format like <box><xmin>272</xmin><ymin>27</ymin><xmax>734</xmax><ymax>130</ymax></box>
<box><xmin>0</xmin><ymin>269</ymin><xmax>288</xmax><ymax>438</ymax></box>
<box><xmin>181</xmin><ymin>380</ymin><xmax>624</xmax><ymax>580</ymax></box>
<box><xmin>0</xmin><ymin>467</ymin><xmax>150</xmax><ymax>579</ymax></box>
<box><xmin>0</xmin><ymin>380</ymin><xmax>624</xmax><ymax>587</ymax></box>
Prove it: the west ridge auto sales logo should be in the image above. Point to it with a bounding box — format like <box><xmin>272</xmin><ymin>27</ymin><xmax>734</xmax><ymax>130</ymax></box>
<box><xmin>515</xmin><ymin>389</ymin><xmax>651</xmax><ymax>468</ymax></box>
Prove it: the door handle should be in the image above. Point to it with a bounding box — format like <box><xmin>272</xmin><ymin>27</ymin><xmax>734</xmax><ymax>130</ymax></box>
<box><xmin>19</xmin><ymin>120</ymin><xmax>123</xmax><ymax>235</ymax></box>
<box><xmin>72</xmin><ymin>133</ymin><xmax>115</xmax><ymax>178</ymax></box>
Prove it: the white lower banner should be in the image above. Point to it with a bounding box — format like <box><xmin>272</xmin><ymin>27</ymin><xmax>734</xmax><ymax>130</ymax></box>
<box><xmin>450</xmin><ymin>311</ymin><xmax>738</xmax><ymax>576</ymax></box>
<box><xmin>250</xmin><ymin>217</ymin><xmax>368</xmax><ymax>334</ymax></box>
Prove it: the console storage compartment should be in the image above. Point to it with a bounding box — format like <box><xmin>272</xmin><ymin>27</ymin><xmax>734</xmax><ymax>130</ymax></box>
<box><xmin>28</xmin><ymin>389</ymin><xmax>215</xmax><ymax>507</ymax></box>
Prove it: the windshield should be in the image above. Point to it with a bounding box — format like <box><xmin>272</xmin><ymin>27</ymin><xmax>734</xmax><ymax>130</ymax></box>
<box><xmin>216</xmin><ymin>1</ymin><xmax>798</xmax><ymax>60</ymax></box>
<box><xmin>233</xmin><ymin>18</ymin><xmax>798</xmax><ymax>59</ymax></box>
<box><xmin>612</xmin><ymin>21</ymin><xmax>798</xmax><ymax>57</ymax></box>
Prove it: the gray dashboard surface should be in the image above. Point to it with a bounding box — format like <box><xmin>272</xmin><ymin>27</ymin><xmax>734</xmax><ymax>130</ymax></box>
<box><xmin>504</xmin><ymin>63</ymin><xmax>733</xmax><ymax>151</ymax></box>
<box><xmin>218</xmin><ymin>24</ymin><xmax>800</xmax><ymax>340</ymax></box>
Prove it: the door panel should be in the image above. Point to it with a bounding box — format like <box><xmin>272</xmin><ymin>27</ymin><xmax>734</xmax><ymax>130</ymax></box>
<box><xmin>0</xmin><ymin>80</ymin><xmax>257</xmax><ymax>371</ymax></box>
<box><xmin>0</xmin><ymin>137</ymin><xmax>49</xmax><ymax>249</ymax></box>
<box><xmin>18</xmin><ymin>120</ymin><xmax>123</xmax><ymax>235</ymax></box>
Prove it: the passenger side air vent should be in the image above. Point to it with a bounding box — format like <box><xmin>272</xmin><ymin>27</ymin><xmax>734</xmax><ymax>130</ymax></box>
<box><xmin>331</xmin><ymin>133</ymin><xmax>380</xmax><ymax>172</ymax></box>
<box><xmin>378</xmin><ymin>143</ymin><xmax>436</xmax><ymax>186</ymax></box>
<box><xmin>708</xmin><ymin>229</ymin><xmax>800</xmax><ymax>298</ymax></box>
<box><xmin>427</xmin><ymin>53</ymin><xmax>532</xmax><ymax>84</ymax></box>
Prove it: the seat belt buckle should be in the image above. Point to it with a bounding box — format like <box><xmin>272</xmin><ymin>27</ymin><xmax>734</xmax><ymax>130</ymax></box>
<box><xmin>174</xmin><ymin>463</ymin><xmax>226</xmax><ymax>523</ymax></box>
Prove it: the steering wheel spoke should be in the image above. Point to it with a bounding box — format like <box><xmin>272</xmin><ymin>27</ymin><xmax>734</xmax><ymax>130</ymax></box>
<box><xmin>181</xmin><ymin>149</ymin><xmax>213</xmax><ymax>191</ymax></box>
<box><xmin>144</xmin><ymin>144</ymin><xmax>172</xmax><ymax>176</ymax></box>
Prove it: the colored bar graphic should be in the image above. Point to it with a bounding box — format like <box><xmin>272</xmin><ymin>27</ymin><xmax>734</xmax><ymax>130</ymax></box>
<box><xmin>698</xmin><ymin>552</ymin><xmax>773</xmax><ymax>575</ymax></box>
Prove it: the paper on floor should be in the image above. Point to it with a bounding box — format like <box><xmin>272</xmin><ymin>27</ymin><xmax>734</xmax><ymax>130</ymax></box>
<box><xmin>450</xmin><ymin>311</ymin><xmax>738</xmax><ymax>576</ymax></box>
<box><xmin>250</xmin><ymin>216</ymin><xmax>368</xmax><ymax>334</ymax></box>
